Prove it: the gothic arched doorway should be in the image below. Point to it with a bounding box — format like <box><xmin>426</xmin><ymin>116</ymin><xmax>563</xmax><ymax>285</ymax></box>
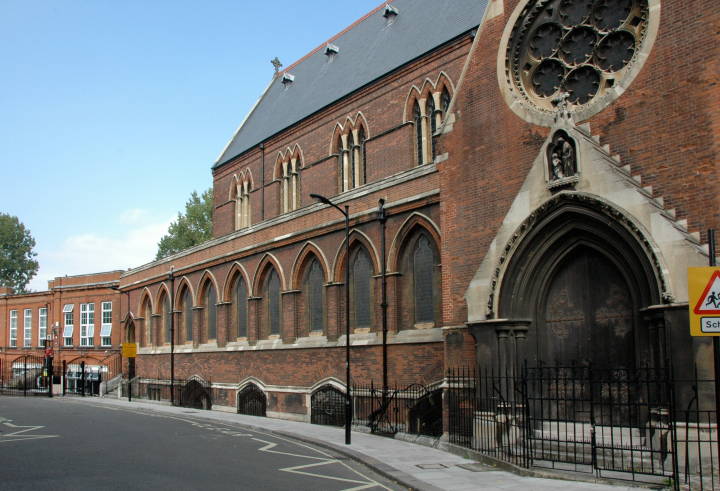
<box><xmin>497</xmin><ymin>196</ymin><xmax>664</xmax><ymax>370</ymax></box>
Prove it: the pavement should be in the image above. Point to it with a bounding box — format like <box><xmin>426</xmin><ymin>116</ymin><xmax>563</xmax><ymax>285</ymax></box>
<box><xmin>80</xmin><ymin>396</ymin><xmax>648</xmax><ymax>491</ymax></box>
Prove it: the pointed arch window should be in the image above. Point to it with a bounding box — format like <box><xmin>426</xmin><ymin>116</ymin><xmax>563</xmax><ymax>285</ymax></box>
<box><xmin>280</xmin><ymin>157</ymin><xmax>301</xmax><ymax>214</ymax></box>
<box><xmin>303</xmin><ymin>258</ymin><xmax>325</xmax><ymax>333</ymax></box>
<box><xmin>162</xmin><ymin>294</ymin><xmax>171</xmax><ymax>344</ymax></box>
<box><xmin>413</xmin><ymin>101</ymin><xmax>423</xmax><ymax>165</ymax></box>
<box><xmin>204</xmin><ymin>282</ymin><xmax>217</xmax><ymax>341</ymax></box>
<box><xmin>235</xmin><ymin>179</ymin><xmax>251</xmax><ymax>229</ymax></box>
<box><xmin>426</xmin><ymin>96</ymin><xmax>436</xmax><ymax>161</ymax></box>
<box><xmin>399</xmin><ymin>230</ymin><xmax>440</xmax><ymax>329</ymax></box>
<box><xmin>350</xmin><ymin>248</ymin><xmax>373</xmax><ymax>330</ymax></box>
<box><xmin>182</xmin><ymin>288</ymin><xmax>193</xmax><ymax>343</ymax></box>
<box><xmin>265</xmin><ymin>269</ymin><xmax>281</xmax><ymax>337</ymax></box>
<box><xmin>234</xmin><ymin>275</ymin><xmax>248</xmax><ymax>338</ymax></box>
<box><xmin>339</xmin><ymin>126</ymin><xmax>366</xmax><ymax>192</ymax></box>
<box><xmin>440</xmin><ymin>87</ymin><xmax>451</xmax><ymax>119</ymax></box>
<box><xmin>413</xmin><ymin>83</ymin><xmax>453</xmax><ymax>166</ymax></box>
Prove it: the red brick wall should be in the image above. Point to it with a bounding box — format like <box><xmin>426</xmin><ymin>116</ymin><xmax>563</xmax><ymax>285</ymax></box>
<box><xmin>136</xmin><ymin>342</ymin><xmax>443</xmax><ymax>389</ymax></box>
<box><xmin>437</xmin><ymin>0</ymin><xmax>720</xmax><ymax>334</ymax></box>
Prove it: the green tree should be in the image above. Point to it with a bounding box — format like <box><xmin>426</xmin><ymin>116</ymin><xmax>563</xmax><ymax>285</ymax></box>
<box><xmin>156</xmin><ymin>188</ymin><xmax>214</xmax><ymax>260</ymax></box>
<box><xmin>0</xmin><ymin>213</ymin><xmax>39</xmax><ymax>293</ymax></box>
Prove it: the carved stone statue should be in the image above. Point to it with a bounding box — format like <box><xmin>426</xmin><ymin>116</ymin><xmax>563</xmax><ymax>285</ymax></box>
<box><xmin>548</xmin><ymin>131</ymin><xmax>577</xmax><ymax>181</ymax></box>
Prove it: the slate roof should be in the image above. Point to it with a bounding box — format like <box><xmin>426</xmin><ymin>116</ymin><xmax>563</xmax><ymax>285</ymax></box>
<box><xmin>214</xmin><ymin>0</ymin><xmax>489</xmax><ymax>169</ymax></box>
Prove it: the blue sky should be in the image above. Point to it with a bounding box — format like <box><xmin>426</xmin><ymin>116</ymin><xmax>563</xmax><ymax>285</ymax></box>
<box><xmin>0</xmin><ymin>0</ymin><xmax>382</xmax><ymax>291</ymax></box>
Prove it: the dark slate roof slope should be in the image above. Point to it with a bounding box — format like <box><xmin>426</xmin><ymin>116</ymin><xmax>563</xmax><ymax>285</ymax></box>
<box><xmin>215</xmin><ymin>0</ymin><xmax>488</xmax><ymax>168</ymax></box>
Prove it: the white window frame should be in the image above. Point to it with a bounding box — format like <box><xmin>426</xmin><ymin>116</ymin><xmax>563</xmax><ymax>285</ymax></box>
<box><xmin>9</xmin><ymin>310</ymin><xmax>17</xmax><ymax>347</ymax></box>
<box><xmin>101</xmin><ymin>301</ymin><xmax>112</xmax><ymax>346</ymax></box>
<box><xmin>39</xmin><ymin>307</ymin><xmax>48</xmax><ymax>347</ymax></box>
<box><xmin>24</xmin><ymin>309</ymin><xmax>32</xmax><ymax>347</ymax></box>
<box><xmin>80</xmin><ymin>303</ymin><xmax>95</xmax><ymax>347</ymax></box>
<box><xmin>64</xmin><ymin>305</ymin><xmax>74</xmax><ymax>347</ymax></box>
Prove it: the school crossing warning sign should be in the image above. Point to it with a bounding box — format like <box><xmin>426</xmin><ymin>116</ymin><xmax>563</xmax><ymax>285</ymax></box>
<box><xmin>689</xmin><ymin>267</ymin><xmax>720</xmax><ymax>336</ymax></box>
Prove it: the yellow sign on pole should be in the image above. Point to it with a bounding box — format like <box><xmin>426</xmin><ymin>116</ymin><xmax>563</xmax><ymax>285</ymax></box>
<box><xmin>122</xmin><ymin>342</ymin><xmax>137</xmax><ymax>358</ymax></box>
<box><xmin>688</xmin><ymin>267</ymin><xmax>720</xmax><ymax>336</ymax></box>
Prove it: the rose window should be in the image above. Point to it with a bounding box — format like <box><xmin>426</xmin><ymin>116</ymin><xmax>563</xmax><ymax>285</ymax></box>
<box><xmin>505</xmin><ymin>0</ymin><xmax>649</xmax><ymax>113</ymax></box>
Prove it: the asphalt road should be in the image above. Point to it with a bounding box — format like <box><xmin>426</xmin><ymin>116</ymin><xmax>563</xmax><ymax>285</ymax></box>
<box><xmin>0</xmin><ymin>396</ymin><xmax>402</xmax><ymax>491</ymax></box>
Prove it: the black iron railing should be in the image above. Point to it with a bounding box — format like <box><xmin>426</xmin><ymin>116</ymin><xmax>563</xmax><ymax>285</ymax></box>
<box><xmin>352</xmin><ymin>381</ymin><xmax>442</xmax><ymax>437</ymax></box>
<box><xmin>447</xmin><ymin>364</ymin><xmax>719</xmax><ymax>489</ymax></box>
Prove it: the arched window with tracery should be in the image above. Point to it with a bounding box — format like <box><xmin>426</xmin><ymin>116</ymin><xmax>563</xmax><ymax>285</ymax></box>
<box><xmin>235</xmin><ymin>177</ymin><xmax>251</xmax><ymax>230</ymax></box>
<box><xmin>399</xmin><ymin>230</ymin><xmax>440</xmax><ymax>329</ymax></box>
<box><xmin>202</xmin><ymin>281</ymin><xmax>217</xmax><ymax>342</ymax></box>
<box><xmin>303</xmin><ymin>258</ymin><xmax>325</xmax><ymax>334</ymax></box>
<box><xmin>263</xmin><ymin>269</ymin><xmax>281</xmax><ymax>337</ymax></box>
<box><xmin>234</xmin><ymin>274</ymin><xmax>248</xmax><ymax>339</ymax></box>
<box><xmin>410</xmin><ymin>79</ymin><xmax>453</xmax><ymax>166</ymax></box>
<box><xmin>349</xmin><ymin>247</ymin><xmax>373</xmax><ymax>330</ymax></box>
<box><xmin>279</xmin><ymin>154</ymin><xmax>301</xmax><ymax>214</ymax></box>
<box><xmin>339</xmin><ymin>125</ymin><xmax>366</xmax><ymax>192</ymax></box>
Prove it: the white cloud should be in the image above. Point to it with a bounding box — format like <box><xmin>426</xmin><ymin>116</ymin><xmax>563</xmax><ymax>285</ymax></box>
<box><xmin>119</xmin><ymin>208</ymin><xmax>150</xmax><ymax>225</ymax></box>
<box><xmin>27</xmin><ymin>218</ymin><xmax>172</xmax><ymax>292</ymax></box>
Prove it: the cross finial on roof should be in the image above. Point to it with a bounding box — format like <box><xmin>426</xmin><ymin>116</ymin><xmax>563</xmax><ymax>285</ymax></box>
<box><xmin>271</xmin><ymin>57</ymin><xmax>283</xmax><ymax>73</ymax></box>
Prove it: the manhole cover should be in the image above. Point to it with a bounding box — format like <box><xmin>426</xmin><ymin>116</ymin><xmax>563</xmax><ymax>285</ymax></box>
<box><xmin>416</xmin><ymin>464</ymin><xmax>448</xmax><ymax>470</ymax></box>
<box><xmin>182</xmin><ymin>410</ymin><xmax>198</xmax><ymax>414</ymax></box>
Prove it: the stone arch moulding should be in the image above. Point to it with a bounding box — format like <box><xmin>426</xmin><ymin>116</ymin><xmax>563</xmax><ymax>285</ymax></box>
<box><xmin>489</xmin><ymin>192</ymin><xmax>670</xmax><ymax>320</ymax></box>
<box><xmin>137</xmin><ymin>287</ymin><xmax>155</xmax><ymax>316</ymax></box>
<box><xmin>238</xmin><ymin>376</ymin><xmax>267</xmax><ymax>391</ymax></box>
<box><xmin>331</xmin><ymin>229</ymin><xmax>381</xmax><ymax>283</ymax></box>
<box><xmin>252</xmin><ymin>253</ymin><xmax>287</xmax><ymax>293</ymax></box>
<box><xmin>387</xmin><ymin>212</ymin><xmax>442</xmax><ymax>272</ymax></box>
<box><xmin>197</xmin><ymin>270</ymin><xmax>220</xmax><ymax>299</ymax></box>
<box><xmin>155</xmin><ymin>281</ymin><xmax>171</xmax><ymax>308</ymax></box>
<box><xmin>309</xmin><ymin>377</ymin><xmax>347</xmax><ymax>394</ymax></box>
<box><xmin>174</xmin><ymin>276</ymin><xmax>196</xmax><ymax>310</ymax></box>
<box><xmin>330</xmin><ymin>112</ymin><xmax>370</xmax><ymax>154</ymax></box>
<box><xmin>291</xmin><ymin>241</ymin><xmax>331</xmax><ymax>290</ymax></box>
<box><xmin>402</xmin><ymin>71</ymin><xmax>456</xmax><ymax>123</ymax></box>
<box><xmin>222</xmin><ymin>262</ymin><xmax>253</xmax><ymax>303</ymax></box>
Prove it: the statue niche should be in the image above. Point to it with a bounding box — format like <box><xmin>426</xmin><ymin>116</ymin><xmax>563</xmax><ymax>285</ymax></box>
<box><xmin>546</xmin><ymin>130</ymin><xmax>578</xmax><ymax>187</ymax></box>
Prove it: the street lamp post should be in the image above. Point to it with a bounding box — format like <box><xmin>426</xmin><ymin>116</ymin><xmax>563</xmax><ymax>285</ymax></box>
<box><xmin>169</xmin><ymin>267</ymin><xmax>175</xmax><ymax>406</ymax></box>
<box><xmin>377</xmin><ymin>199</ymin><xmax>388</xmax><ymax>400</ymax></box>
<box><xmin>310</xmin><ymin>193</ymin><xmax>352</xmax><ymax>445</ymax></box>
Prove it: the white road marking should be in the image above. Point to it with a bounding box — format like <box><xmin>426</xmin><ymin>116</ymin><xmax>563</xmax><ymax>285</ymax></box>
<box><xmin>0</xmin><ymin>421</ymin><xmax>59</xmax><ymax>443</ymax></box>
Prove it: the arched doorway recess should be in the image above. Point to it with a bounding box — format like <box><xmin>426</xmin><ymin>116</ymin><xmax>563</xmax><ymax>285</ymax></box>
<box><xmin>495</xmin><ymin>195</ymin><xmax>665</xmax><ymax>370</ymax></box>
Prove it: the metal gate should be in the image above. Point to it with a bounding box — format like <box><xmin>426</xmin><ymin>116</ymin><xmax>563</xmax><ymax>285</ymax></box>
<box><xmin>0</xmin><ymin>354</ymin><xmax>51</xmax><ymax>396</ymax></box>
<box><xmin>179</xmin><ymin>377</ymin><xmax>212</xmax><ymax>410</ymax></box>
<box><xmin>311</xmin><ymin>385</ymin><xmax>346</xmax><ymax>427</ymax></box>
<box><xmin>237</xmin><ymin>384</ymin><xmax>266</xmax><ymax>416</ymax></box>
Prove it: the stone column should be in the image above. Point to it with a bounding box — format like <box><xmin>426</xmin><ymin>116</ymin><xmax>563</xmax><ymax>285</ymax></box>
<box><xmin>151</xmin><ymin>314</ymin><xmax>161</xmax><ymax>347</ymax></box>
<box><xmin>247</xmin><ymin>298</ymin><xmax>262</xmax><ymax>345</ymax></box>
<box><xmin>385</xmin><ymin>272</ymin><xmax>399</xmax><ymax>334</ymax></box>
<box><xmin>217</xmin><ymin>302</ymin><xmax>231</xmax><ymax>347</ymax></box>
<box><xmin>282</xmin><ymin>291</ymin><xmax>300</xmax><ymax>343</ymax></box>
<box><xmin>325</xmin><ymin>283</ymin><xmax>342</xmax><ymax>342</ymax></box>
<box><xmin>192</xmin><ymin>307</ymin><xmax>203</xmax><ymax>348</ymax></box>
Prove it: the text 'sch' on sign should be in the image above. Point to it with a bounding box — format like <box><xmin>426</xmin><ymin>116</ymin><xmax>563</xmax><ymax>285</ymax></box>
<box><xmin>689</xmin><ymin>267</ymin><xmax>720</xmax><ymax>336</ymax></box>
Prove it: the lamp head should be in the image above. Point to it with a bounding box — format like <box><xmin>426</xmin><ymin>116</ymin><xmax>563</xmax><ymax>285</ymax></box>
<box><xmin>310</xmin><ymin>193</ymin><xmax>332</xmax><ymax>206</ymax></box>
